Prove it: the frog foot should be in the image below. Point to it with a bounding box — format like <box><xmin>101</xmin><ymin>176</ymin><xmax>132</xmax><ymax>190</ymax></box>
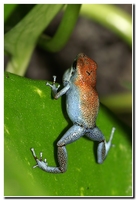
<box><xmin>30</xmin><ymin>148</ymin><xmax>48</xmax><ymax>170</ymax></box>
<box><xmin>46</xmin><ymin>76</ymin><xmax>60</xmax><ymax>94</ymax></box>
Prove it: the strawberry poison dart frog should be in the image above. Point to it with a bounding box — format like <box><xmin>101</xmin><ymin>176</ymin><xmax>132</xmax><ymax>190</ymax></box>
<box><xmin>31</xmin><ymin>53</ymin><xmax>115</xmax><ymax>173</ymax></box>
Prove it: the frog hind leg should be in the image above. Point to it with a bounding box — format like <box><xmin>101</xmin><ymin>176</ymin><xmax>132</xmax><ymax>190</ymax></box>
<box><xmin>31</xmin><ymin>124</ymin><xmax>85</xmax><ymax>173</ymax></box>
<box><xmin>85</xmin><ymin>127</ymin><xmax>115</xmax><ymax>163</ymax></box>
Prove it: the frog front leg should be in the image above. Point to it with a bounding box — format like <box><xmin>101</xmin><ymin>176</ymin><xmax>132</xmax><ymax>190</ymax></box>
<box><xmin>31</xmin><ymin>124</ymin><xmax>85</xmax><ymax>173</ymax></box>
<box><xmin>46</xmin><ymin>76</ymin><xmax>70</xmax><ymax>99</ymax></box>
<box><xmin>85</xmin><ymin>127</ymin><xmax>115</xmax><ymax>163</ymax></box>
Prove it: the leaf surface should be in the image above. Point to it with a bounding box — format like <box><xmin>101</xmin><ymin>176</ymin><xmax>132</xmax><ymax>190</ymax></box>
<box><xmin>4</xmin><ymin>72</ymin><xmax>132</xmax><ymax>196</ymax></box>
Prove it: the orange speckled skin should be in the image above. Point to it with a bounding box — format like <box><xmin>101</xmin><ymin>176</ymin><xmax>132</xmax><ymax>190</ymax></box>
<box><xmin>75</xmin><ymin>53</ymin><xmax>99</xmax><ymax>128</ymax></box>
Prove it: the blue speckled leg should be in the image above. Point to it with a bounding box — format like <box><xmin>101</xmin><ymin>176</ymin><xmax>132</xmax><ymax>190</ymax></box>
<box><xmin>31</xmin><ymin>124</ymin><xmax>85</xmax><ymax>173</ymax></box>
<box><xmin>85</xmin><ymin>127</ymin><xmax>115</xmax><ymax>163</ymax></box>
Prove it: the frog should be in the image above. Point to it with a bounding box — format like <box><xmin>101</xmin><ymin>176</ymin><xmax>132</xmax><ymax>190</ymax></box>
<box><xmin>31</xmin><ymin>53</ymin><xmax>115</xmax><ymax>173</ymax></box>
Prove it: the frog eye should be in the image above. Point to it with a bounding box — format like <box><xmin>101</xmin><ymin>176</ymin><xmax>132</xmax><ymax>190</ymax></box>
<box><xmin>72</xmin><ymin>59</ymin><xmax>77</xmax><ymax>70</ymax></box>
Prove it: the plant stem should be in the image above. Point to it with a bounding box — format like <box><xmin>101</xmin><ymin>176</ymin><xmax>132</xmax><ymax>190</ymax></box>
<box><xmin>80</xmin><ymin>4</ymin><xmax>132</xmax><ymax>47</ymax></box>
<box><xmin>38</xmin><ymin>4</ymin><xmax>81</xmax><ymax>52</ymax></box>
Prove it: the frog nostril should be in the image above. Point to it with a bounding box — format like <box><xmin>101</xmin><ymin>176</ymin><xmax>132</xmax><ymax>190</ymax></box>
<box><xmin>86</xmin><ymin>71</ymin><xmax>92</xmax><ymax>76</ymax></box>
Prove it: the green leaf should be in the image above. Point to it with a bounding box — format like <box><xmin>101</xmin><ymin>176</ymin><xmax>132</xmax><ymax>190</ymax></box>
<box><xmin>4</xmin><ymin>4</ymin><xmax>18</xmax><ymax>22</ymax></box>
<box><xmin>4</xmin><ymin>72</ymin><xmax>132</xmax><ymax>196</ymax></box>
<box><xmin>4</xmin><ymin>4</ymin><xmax>64</xmax><ymax>76</ymax></box>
